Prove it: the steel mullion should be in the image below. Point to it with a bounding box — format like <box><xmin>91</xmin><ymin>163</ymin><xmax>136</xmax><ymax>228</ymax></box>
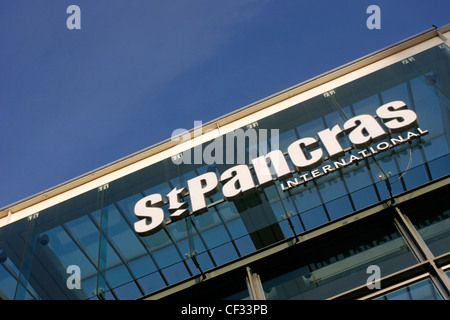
<box><xmin>61</xmin><ymin>223</ymin><xmax>117</xmax><ymax>299</ymax></box>
<box><xmin>113</xmin><ymin>202</ymin><xmax>170</xmax><ymax>286</ymax></box>
<box><xmin>393</xmin><ymin>206</ymin><xmax>450</xmax><ymax>299</ymax></box>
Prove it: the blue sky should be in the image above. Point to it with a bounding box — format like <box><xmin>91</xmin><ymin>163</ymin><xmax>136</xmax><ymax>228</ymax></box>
<box><xmin>1</xmin><ymin>0</ymin><xmax>449</xmax><ymax>208</ymax></box>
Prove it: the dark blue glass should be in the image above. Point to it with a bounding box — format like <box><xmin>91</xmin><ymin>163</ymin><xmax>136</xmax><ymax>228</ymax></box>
<box><xmin>234</xmin><ymin>235</ymin><xmax>256</xmax><ymax>257</ymax></box>
<box><xmin>114</xmin><ymin>280</ymin><xmax>142</xmax><ymax>300</ymax></box>
<box><xmin>300</xmin><ymin>206</ymin><xmax>329</xmax><ymax>230</ymax></box>
<box><xmin>350</xmin><ymin>186</ymin><xmax>379</xmax><ymax>210</ymax></box>
<box><xmin>138</xmin><ymin>271</ymin><xmax>166</xmax><ymax>294</ymax></box>
<box><xmin>325</xmin><ymin>196</ymin><xmax>354</xmax><ymax>220</ymax></box>
<box><xmin>161</xmin><ymin>261</ymin><xmax>191</xmax><ymax>285</ymax></box>
<box><xmin>210</xmin><ymin>242</ymin><xmax>239</xmax><ymax>266</ymax></box>
<box><xmin>373</xmin><ymin>278</ymin><xmax>442</xmax><ymax>300</ymax></box>
<box><xmin>428</xmin><ymin>154</ymin><xmax>450</xmax><ymax>179</ymax></box>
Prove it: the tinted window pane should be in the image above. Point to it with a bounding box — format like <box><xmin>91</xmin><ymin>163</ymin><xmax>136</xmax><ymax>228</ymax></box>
<box><xmin>373</xmin><ymin>278</ymin><xmax>442</xmax><ymax>300</ymax></box>
<box><xmin>406</xmin><ymin>192</ymin><xmax>450</xmax><ymax>257</ymax></box>
<box><xmin>261</xmin><ymin>217</ymin><xmax>417</xmax><ymax>300</ymax></box>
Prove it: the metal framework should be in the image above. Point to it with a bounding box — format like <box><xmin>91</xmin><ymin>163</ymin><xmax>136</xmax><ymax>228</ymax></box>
<box><xmin>142</xmin><ymin>175</ymin><xmax>450</xmax><ymax>300</ymax></box>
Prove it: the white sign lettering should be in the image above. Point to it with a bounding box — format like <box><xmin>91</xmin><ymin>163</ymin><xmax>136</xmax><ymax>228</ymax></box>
<box><xmin>133</xmin><ymin>101</ymin><xmax>426</xmax><ymax>236</ymax></box>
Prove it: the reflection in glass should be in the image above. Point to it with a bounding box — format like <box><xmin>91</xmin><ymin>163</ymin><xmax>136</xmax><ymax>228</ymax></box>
<box><xmin>407</xmin><ymin>197</ymin><xmax>450</xmax><ymax>257</ymax></box>
<box><xmin>373</xmin><ymin>278</ymin><xmax>442</xmax><ymax>300</ymax></box>
<box><xmin>261</xmin><ymin>218</ymin><xmax>417</xmax><ymax>300</ymax></box>
<box><xmin>325</xmin><ymin>196</ymin><xmax>353</xmax><ymax>220</ymax></box>
<box><xmin>350</xmin><ymin>186</ymin><xmax>379</xmax><ymax>210</ymax></box>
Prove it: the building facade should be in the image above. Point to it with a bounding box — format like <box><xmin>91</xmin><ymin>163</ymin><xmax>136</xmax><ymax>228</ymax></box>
<box><xmin>1</xmin><ymin>24</ymin><xmax>450</xmax><ymax>300</ymax></box>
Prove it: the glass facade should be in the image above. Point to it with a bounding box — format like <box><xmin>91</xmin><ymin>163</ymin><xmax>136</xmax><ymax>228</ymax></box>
<box><xmin>373</xmin><ymin>278</ymin><xmax>443</xmax><ymax>300</ymax></box>
<box><xmin>252</xmin><ymin>185</ymin><xmax>450</xmax><ymax>301</ymax></box>
<box><xmin>0</xmin><ymin>35</ymin><xmax>449</xmax><ymax>300</ymax></box>
<box><xmin>261</xmin><ymin>216</ymin><xmax>417</xmax><ymax>300</ymax></box>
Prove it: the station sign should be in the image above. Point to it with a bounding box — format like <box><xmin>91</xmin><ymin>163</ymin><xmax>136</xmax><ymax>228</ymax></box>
<box><xmin>133</xmin><ymin>101</ymin><xmax>428</xmax><ymax>236</ymax></box>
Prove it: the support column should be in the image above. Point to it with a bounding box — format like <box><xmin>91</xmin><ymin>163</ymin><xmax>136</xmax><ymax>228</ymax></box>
<box><xmin>246</xmin><ymin>267</ymin><xmax>266</xmax><ymax>300</ymax></box>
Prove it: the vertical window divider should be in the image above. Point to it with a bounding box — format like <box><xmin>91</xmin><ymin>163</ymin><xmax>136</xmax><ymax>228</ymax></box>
<box><xmin>246</xmin><ymin>267</ymin><xmax>266</xmax><ymax>300</ymax></box>
<box><xmin>393</xmin><ymin>206</ymin><xmax>450</xmax><ymax>299</ymax></box>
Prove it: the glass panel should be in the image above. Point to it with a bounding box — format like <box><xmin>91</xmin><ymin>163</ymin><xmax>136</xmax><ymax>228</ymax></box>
<box><xmin>234</xmin><ymin>235</ymin><xmax>256</xmax><ymax>257</ymax></box>
<box><xmin>1</xmin><ymin>185</ymin><xmax>104</xmax><ymax>300</ymax></box>
<box><xmin>350</xmin><ymin>185</ymin><xmax>379</xmax><ymax>211</ymax></box>
<box><xmin>296</xmin><ymin>117</ymin><xmax>324</xmax><ymax>138</ymax></box>
<box><xmin>210</xmin><ymin>242</ymin><xmax>239</xmax><ymax>266</ymax></box>
<box><xmin>128</xmin><ymin>255</ymin><xmax>157</xmax><ymax>278</ymax></box>
<box><xmin>152</xmin><ymin>244</ymin><xmax>183</xmax><ymax>269</ymax></box>
<box><xmin>0</xmin><ymin>247</ymin><xmax>22</xmax><ymax>299</ymax></box>
<box><xmin>401</xmin><ymin>162</ymin><xmax>430</xmax><ymax>190</ymax></box>
<box><xmin>277</xmin><ymin>129</ymin><xmax>299</xmax><ymax>151</ymax></box>
<box><xmin>201</xmin><ymin>225</ymin><xmax>231</xmax><ymax>249</ymax></box>
<box><xmin>261</xmin><ymin>217</ymin><xmax>417</xmax><ymax>300</ymax></box>
<box><xmin>352</xmin><ymin>95</ymin><xmax>380</xmax><ymax>115</ymax></box>
<box><xmin>222</xmin><ymin>289</ymin><xmax>251</xmax><ymax>300</ymax></box>
<box><xmin>343</xmin><ymin>165</ymin><xmax>374</xmax><ymax>194</ymax></box>
<box><xmin>317</xmin><ymin>172</ymin><xmax>347</xmax><ymax>203</ymax></box>
<box><xmin>177</xmin><ymin>234</ymin><xmax>206</xmax><ymax>259</ymax></box>
<box><xmin>225</xmin><ymin>217</ymin><xmax>248</xmax><ymax>240</ymax></box>
<box><xmin>184</xmin><ymin>251</ymin><xmax>214</xmax><ymax>274</ymax></box>
<box><xmin>279</xmin><ymin>214</ymin><xmax>303</xmax><ymax>238</ymax></box>
<box><xmin>372</xmin><ymin>278</ymin><xmax>442</xmax><ymax>300</ymax></box>
<box><xmin>428</xmin><ymin>154</ymin><xmax>450</xmax><ymax>180</ymax></box>
<box><xmin>161</xmin><ymin>262</ymin><xmax>191</xmax><ymax>285</ymax></box>
<box><xmin>138</xmin><ymin>271</ymin><xmax>166</xmax><ymax>295</ymax></box>
<box><xmin>381</xmin><ymin>83</ymin><xmax>411</xmax><ymax>107</ymax></box>
<box><xmin>290</xmin><ymin>185</ymin><xmax>322</xmax><ymax>213</ymax></box>
<box><xmin>325</xmin><ymin>196</ymin><xmax>354</xmax><ymax>220</ymax></box>
<box><xmin>114</xmin><ymin>280</ymin><xmax>142</xmax><ymax>300</ymax></box>
<box><xmin>300</xmin><ymin>206</ymin><xmax>329</xmax><ymax>230</ymax></box>
<box><xmin>406</xmin><ymin>193</ymin><xmax>450</xmax><ymax>257</ymax></box>
<box><xmin>7</xmin><ymin>217</ymin><xmax>38</xmax><ymax>300</ymax></box>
